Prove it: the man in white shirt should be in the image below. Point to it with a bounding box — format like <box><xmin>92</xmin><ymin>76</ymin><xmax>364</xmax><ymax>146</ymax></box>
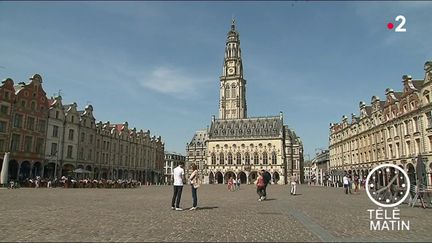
<box><xmin>171</xmin><ymin>162</ymin><xmax>185</xmax><ymax>211</ymax></box>
<box><xmin>343</xmin><ymin>174</ymin><xmax>349</xmax><ymax>194</ymax></box>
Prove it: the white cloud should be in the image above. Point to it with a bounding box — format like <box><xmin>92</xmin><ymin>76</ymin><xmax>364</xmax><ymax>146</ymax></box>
<box><xmin>139</xmin><ymin>66</ymin><xmax>211</xmax><ymax>98</ymax></box>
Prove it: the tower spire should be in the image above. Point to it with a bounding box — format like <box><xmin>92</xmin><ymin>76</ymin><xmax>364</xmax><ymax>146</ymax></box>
<box><xmin>231</xmin><ymin>17</ymin><xmax>236</xmax><ymax>30</ymax></box>
<box><xmin>219</xmin><ymin>19</ymin><xmax>247</xmax><ymax>120</ymax></box>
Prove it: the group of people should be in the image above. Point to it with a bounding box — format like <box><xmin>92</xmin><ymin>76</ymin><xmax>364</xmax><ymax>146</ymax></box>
<box><xmin>255</xmin><ymin>170</ymin><xmax>270</xmax><ymax>201</ymax></box>
<box><xmin>170</xmin><ymin>163</ymin><xmax>303</xmax><ymax>211</ymax></box>
<box><xmin>227</xmin><ymin>177</ymin><xmax>241</xmax><ymax>191</ymax></box>
<box><xmin>6</xmin><ymin>177</ymin><xmax>142</xmax><ymax>189</ymax></box>
<box><xmin>171</xmin><ymin>162</ymin><xmax>199</xmax><ymax>211</ymax></box>
<box><xmin>342</xmin><ymin>174</ymin><xmax>364</xmax><ymax>194</ymax></box>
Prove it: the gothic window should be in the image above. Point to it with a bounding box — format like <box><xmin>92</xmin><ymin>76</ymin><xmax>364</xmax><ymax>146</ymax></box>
<box><xmin>236</xmin><ymin>152</ymin><xmax>241</xmax><ymax>164</ymax></box>
<box><xmin>271</xmin><ymin>152</ymin><xmax>277</xmax><ymax>164</ymax></box>
<box><xmin>245</xmin><ymin>153</ymin><xmax>250</xmax><ymax>165</ymax></box>
<box><xmin>231</xmin><ymin>86</ymin><xmax>236</xmax><ymax>97</ymax></box>
<box><xmin>211</xmin><ymin>153</ymin><xmax>216</xmax><ymax>165</ymax></box>
<box><xmin>228</xmin><ymin>153</ymin><xmax>233</xmax><ymax>165</ymax></box>
<box><xmin>263</xmin><ymin>152</ymin><xmax>268</xmax><ymax>165</ymax></box>
<box><xmin>253</xmin><ymin>152</ymin><xmax>259</xmax><ymax>165</ymax></box>
<box><xmin>226</xmin><ymin>86</ymin><xmax>230</xmax><ymax>98</ymax></box>
<box><xmin>219</xmin><ymin>152</ymin><xmax>224</xmax><ymax>164</ymax></box>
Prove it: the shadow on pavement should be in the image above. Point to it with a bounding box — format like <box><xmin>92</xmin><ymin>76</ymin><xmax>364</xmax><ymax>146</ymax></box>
<box><xmin>197</xmin><ymin>206</ymin><xmax>219</xmax><ymax>210</ymax></box>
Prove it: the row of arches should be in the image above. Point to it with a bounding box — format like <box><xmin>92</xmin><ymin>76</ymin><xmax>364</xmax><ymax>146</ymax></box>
<box><xmin>0</xmin><ymin>159</ymin><xmax>162</xmax><ymax>183</ymax></box>
<box><xmin>211</xmin><ymin>152</ymin><xmax>277</xmax><ymax>165</ymax></box>
<box><xmin>331</xmin><ymin>162</ymin><xmax>432</xmax><ymax>187</ymax></box>
<box><xmin>207</xmin><ymin>170</ymin><xmax>281</xmax><ymax>184</ymax></box>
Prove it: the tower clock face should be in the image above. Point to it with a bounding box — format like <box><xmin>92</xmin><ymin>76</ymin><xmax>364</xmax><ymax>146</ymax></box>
<box><xmin>228</xmin><ymin>67</ymin><xmax>235</xmax><ymax>75</ymax></box>
<box><xmin>365</xmin><ymin>164</ymin><xmax>410</xmax><ymax>208</ymax></box>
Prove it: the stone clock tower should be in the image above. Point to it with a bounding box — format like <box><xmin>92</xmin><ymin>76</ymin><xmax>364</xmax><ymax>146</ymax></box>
<box><xmin>219</xmin><ymin>19</ymin><xmax>247</xmax><ymax>120</ymax></box>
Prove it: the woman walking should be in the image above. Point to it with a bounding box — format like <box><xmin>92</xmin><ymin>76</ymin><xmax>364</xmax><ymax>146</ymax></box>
<box><xmin>256</xmin><ymin>171</ymin><xmax>266</xmax><ymax>201</ymax></box>
<box><xmin>227</xmin><ymin>177</ymin><xmax>234</xmax><ymax>191</ymax></box>
<box><xmin>189</xmin><ymin>164</ymin><xmax>199</xmax><ymax>210</ymax></box>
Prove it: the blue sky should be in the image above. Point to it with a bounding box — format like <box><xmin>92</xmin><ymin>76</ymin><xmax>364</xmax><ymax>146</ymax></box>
<box><xmin>1</xmin><ymin>1</ymin><xmax>432</xmax><ymax>158</ymax></box>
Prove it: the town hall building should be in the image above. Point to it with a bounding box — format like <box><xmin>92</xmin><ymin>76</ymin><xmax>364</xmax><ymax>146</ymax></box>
<box><xmin>186</xmin><ymin>20</ymin><xmax>304</xmax><ymax>185</ymax></box>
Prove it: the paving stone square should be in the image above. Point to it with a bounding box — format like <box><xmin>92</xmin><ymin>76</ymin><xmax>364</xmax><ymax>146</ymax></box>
<box><xmin>0</xmin><ymin>184</ymin><xmax>431</xmax><ymax>242</ymax></box>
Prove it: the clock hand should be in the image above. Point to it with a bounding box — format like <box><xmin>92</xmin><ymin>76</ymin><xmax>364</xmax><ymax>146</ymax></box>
<box><xmin>376</xmin><ymin>186</ymin><xmax>388</xmax><ymax>194</ymax></box>
<box><xmin>388</xmin><ymin>175</ymin><xmax>398</xmax><ymax>185</ymax></box>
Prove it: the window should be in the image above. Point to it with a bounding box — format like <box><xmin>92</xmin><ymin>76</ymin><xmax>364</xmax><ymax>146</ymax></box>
<box><xmin>51</xmin><ymin>143</ymin><xmax>58</xmax><ymax>156</ymax></box>
<box><xmin>11</xmin><ymin>134</ymin><xmax>20</xmax><ymax>151</ymax></box>
<box><xmin>426</xmin><ymin>112</ymin><xmax>432</xmax><ymax>129</ymax></box>
<box><xmin>21</xmin><ymin>100</ymin><xmax>26</xmax><ymax>108</ymax></box>
<box><xmin>96</xmin><ymin>139</ymin><xmax>100</xmax><ymax>149</ymax></box>
<box><xmin>55</xmin><ymin>111</ymin><xmax>59</xmax><ymax>119</ymax></box>
<box><xmin>271</xmin><ymin>152</ymin><xmax>277</xmax><ymax>164</ymax></box>
<box><xmin>263</xmin><ymin>152</ymin><xmax>268</xmax><ymax>165</ymax></box>
<box><xmin>219</xmin><ymin>152</ymin><xmax>224</xmax><ymax>164</ymax></box>
<box><xmin>27</xmin><ymin>117</ymin><xmax>35</xmax><ymax>131</ymax></box>
<box><xmin>429</xmin><ymin>136</ymin><xmax>432</xmax><ymax>152</ymax></box>
<box><xmin>24</xmin><ymin>136</ymin><xmax>33</xmax><ymax>152</ymax></box>
<box><xmin>231</xmin><ymin>86</ymin><xmax>236</xmax><ymax>98</ymax></box>
<box><xmin>30</xmin><ymin>101</ymin><xmax>36</xmax><ymax>110</ymax></box>
<box><xmin>225</xmin><ymin>86</ymin><xmax>230</xmax><ymax>98</ymax></box>
<box><xmin>4</xmin><ymin>91</ymin><xmax>10</xmax><ymax>99</ymax></box>
<box><xmin>245</xmin><ymin>153</ymin><xmax>250</xmax><ymax>165</ymax></box>
<box><xmin>13</xmin><ymin>114</ymin><xmax>23</xmax><ymax>128</ymax></box>
<box><xmin>0</xmin><ymin>105</ymin><xmax>8</xmax><ymax>115</ymax></box>
<box><xmin>90</xmin><ymin>134</ymin><xmax>94</xmax><ymax>143</ymax></box>
<box><xmin>0</xmin><ymin>121</ymin><xmax>6</xmax><ymax>133</ymax></box>
<box><xmin>228</xmin><ymin>153</ymin><xmax>233</xmax><ymax>165</ymax></box>
<box><xmin>67</xmin><ymin>145</ymin><xmax>73</xmax><ymax>158</ymax></box>
<box><xmin>53</xmin><ymin>125</ymin><xmax>59</xmax><ymax>137</ymax></box>
<box><xmin>211</xmin><ymin>153</ymin><xmax>216</xmax><ymax>165</ymax></box>
<box><xmin>71</xmin><ymin>116</ymin><xmax>74</xmax><ymax>123</ymax></box>
<box><xmin>68</xmin><ymin>129</ymin><xmax>74</xmax><ymax>140</ymax></box>
<box><xmin>88</xmin><ymin>149</ymin><xmax>92</xmax><ymax>160</ymax></box>
<box><xmin>405</xmin><ymin>141</ymin><xmax>411</xmax><ymax>156</ymax></box>
<box><xmin>236</xmin><ymin>152</ymin><xmax>241</xmax><ymax>165</ymax></box>
<box><xmin>0</xmin><ymin>139</ymin><xmax>4</xmax><ymax>151</ymax></box>
<box><xmin>404</xmin><ymin>121</ymin><xmax>409</xmax><ymax>135</ymax></box>
<box><xmin>35</xmin><ymin>138</ymin><xmax>44</xmax><ymax>154</ymax></box>
<box><xmin>38</xmin><ymin>119</ymin><xmax>46</xmax><ymax>133</ymax></box>
<box><xmin>80</xmin><ymin>132</ymin><xmax>85</xmax><ymax>142</ymax></box>
<box><xmin>80</xmin><ymin>147</ymin><xmax>84</xmax><ymax>159</ymax></box>
<box><xmin>415</xmin><ymin>139</ymin><xmax>420</xmax><ymax>154</ymax></box>
<box><xmin>254</xmin><ymin>152</ymin><xmax>259</xmax><ymax>165</ymax></box>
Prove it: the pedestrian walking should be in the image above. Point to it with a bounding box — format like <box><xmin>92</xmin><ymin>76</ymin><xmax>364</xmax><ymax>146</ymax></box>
<box><xmin>227</xmin><ymin>177</ymin><xmax>234</xmax><ymax>191</ymax></box>
<box><xmin>343</xmin><ymin>174</ymin><xmax>349</xmax><ymax>194</ymax></box>
<box><xmin>354</xmin><ymin>175</ymin><xmax>359</xmax><ymax>193</ymax></box>
<box><xmin>290</xmin><ymin>174</ymin><xmax>297</xmax><ymax>195</ymax></box>
<box><xmin>348</xmin><ymin>175</ymin><xmax>353</xmax><ymax>194</ymax></box>
<box><xmin>189</xmin><ymin>164</ymin><xmax>199</xmax><ymax>210</ymax></box>
<box><xmin>237</xmin><ymin>178</ymin><xmax>241</xmax><ymax>190</ymax></box>
<box><xmin>255</xmin><ymin>171</ymin><xmax>266</xmax><ymax>201</ymax></box>
<box><xmin>262</xmin><ymin>170</ymin><xmax>271</xmax><ymax>200</ymax></box>
<box><xmin>171</xmin><ymin>162</ymin><xmax>185</xmax><ymax>211</ymax></box>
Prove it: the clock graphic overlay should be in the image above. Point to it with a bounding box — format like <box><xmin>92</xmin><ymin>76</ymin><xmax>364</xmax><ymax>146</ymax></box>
<box><xmin>365</xmin><ymin>164</ymin><xmax>411</xmax><ymax>208</ymax></box>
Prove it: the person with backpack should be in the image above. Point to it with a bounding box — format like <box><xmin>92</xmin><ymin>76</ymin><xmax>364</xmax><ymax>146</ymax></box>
<box><xmin>255</xmin><ymin>171</ymin><xmax>266</xmax><ymax>201</ymax></box>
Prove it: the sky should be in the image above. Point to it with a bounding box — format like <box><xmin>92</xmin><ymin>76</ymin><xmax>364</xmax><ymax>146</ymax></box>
<box><xmin>1</xmin><ymin>1</ymin><xmax>432</xmax><ymax>159</ymax></box>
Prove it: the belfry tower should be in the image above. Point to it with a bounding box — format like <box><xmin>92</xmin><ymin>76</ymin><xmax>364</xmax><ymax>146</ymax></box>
<box><xmin>219</xmin><ymin>19</ymin><xmax>247</xmax><ymax>120</ymax></box>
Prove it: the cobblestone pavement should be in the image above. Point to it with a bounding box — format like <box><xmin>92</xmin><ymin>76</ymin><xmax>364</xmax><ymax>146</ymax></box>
<box><xmin>0</xmin><ymin>184</ymin><xmax>431</xmax><ymax>242</ymax></box>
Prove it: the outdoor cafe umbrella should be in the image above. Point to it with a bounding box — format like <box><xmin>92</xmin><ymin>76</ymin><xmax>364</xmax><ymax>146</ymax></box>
<box><xmin>0</xmin><ymin>152</ymin><xmax>10</xmax><ymax>185</ymax></box>
<box><xmin>73</xmin><ymin>168</ymin><xmax>92</xmax><ymax>174</ymax></box>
